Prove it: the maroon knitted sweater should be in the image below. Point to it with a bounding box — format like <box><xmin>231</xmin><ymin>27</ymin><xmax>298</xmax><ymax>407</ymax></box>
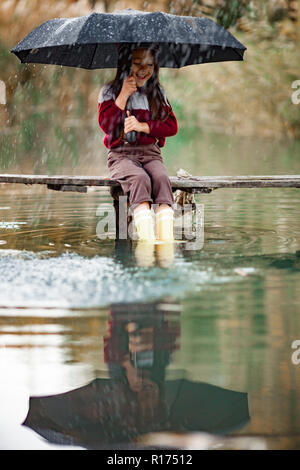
<box><xmin>98</xmin><ymin>83</ymin><xmax>178</xmax><ymax>149</ymax></box>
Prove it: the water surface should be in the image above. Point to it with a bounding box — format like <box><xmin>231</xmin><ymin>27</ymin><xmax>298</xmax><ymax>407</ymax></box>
<box><xmin>0</xmin><ymin>128</ymin><xmax>300</xmax><ymax>449</ymax></box>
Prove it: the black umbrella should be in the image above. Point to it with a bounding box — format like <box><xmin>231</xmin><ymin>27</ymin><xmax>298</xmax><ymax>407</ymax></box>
<box><xmin>22</xmin><ymin>378</ymin><xmax>249</xmax><ymax>449</ymax></box>
<box><xmin>11</xmin><ymin>8</ymin><xmax>247</xmax><ymax>145</ymax></box>
<box><xmin>11</xmin><ymin>9</ymin><xmax>246</xmax><ymax>70</ymax></box>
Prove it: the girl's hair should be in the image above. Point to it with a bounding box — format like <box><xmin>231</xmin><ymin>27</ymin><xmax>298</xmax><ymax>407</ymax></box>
<box><xmin>107</xmin><ymin>43</ymin><xmax>172</xmax><ymax>122</ymax></box>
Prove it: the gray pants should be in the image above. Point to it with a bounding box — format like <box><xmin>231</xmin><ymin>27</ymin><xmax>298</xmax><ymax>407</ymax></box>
<box><xmin>107</xmin><ymin>142</ymin><xmax>174</xmax><ymax>211</ymax></box>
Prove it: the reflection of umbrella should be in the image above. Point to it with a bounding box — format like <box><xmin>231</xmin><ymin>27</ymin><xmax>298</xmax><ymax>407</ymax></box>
<box><xmin>11</xmin><ymin>8</ymin><xmax>246</xmax><ymax>69</ymax></box>
<box><xmin>23</xmin><ymin>378</ymin><xmax>249</xmax><ymax>449</ymax></box>
<box><xmin>165</xmin><ymin>379</ymin><xmax>249</xmax><ymax>434</ymax></box>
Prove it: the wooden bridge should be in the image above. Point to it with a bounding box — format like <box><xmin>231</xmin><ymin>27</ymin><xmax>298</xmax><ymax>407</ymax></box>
<box><xmin>1</xmin><ymin>174</ymin><xmax>299</xmax><ymax>237</ymax></box>
<box><xmin>1</xmin><ymin>174</ymin><xmax>300</xmax><ymax>193</ymax></box>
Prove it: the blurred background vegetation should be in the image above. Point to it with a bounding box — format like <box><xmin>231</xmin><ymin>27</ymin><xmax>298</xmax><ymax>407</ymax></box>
<box><xmin>0</xmin><ymin>0</ymin><xmax>299</xmax><ymax>172</ymax></box>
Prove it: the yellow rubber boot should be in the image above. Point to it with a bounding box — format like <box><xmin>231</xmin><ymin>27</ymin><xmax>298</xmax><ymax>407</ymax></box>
<box><xmin>155</xmin><ymin>208</ymin><xmax>174</xmax><ymax>241</ymax></box>
<box><xmin>133</xmin><ymin>209</ymin><xmax>156</xmax><ymax>242</ymax></box>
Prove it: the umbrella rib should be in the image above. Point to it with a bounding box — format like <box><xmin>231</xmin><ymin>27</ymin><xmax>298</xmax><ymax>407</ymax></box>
<box><xmin>173</xmin><ymin>46</ymin><xmax>181</xmax><ymax>69</ymax></box>
<box><xmin>89</xmin><ymin>44</ymin><xmax>98</xmax><ymax>69</ymax></box>
<box><xmin>232</xmin><ymin>47</ymin><xmax>245</xmax><ymax>60</ymax></box>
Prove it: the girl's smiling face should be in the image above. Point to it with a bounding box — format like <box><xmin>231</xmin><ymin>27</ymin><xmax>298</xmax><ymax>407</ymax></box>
<box><xmin>131</xmin><ymin>48</ymin><xmax>154</xmax><ymax>87</ymax></box>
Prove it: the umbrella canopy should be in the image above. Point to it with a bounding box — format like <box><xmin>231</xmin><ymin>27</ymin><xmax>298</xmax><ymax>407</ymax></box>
<box><xmin>22</xmin><ymin>378</ymin><xmax>249</xmax><ymax>449</ymax></box>
<box><xmin>11</xmin><ymin>8</ymin><xmax>247</xmax><ymax>70</ymax></box>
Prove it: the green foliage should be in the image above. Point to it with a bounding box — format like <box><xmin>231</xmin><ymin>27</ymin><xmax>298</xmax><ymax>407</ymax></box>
<box><xmin>91</xmin><ymin>69</ymin><xmax>113</xmax><ymax>85</ymax></box>
<box><xmin>278</xmin><ymin>101</ymin><xmax>300</xmax><ymax>135</ymax></box>
<box><xmin>50</xmin><ymin>68</ymin><xmax>64</xmax><ymax>85</ymax></box>
<box><xmin>43</xmin><ymin>125</ymin><xmax>79</xmax><ymax>172</ymax></box>
<box><xmin>171</xmin><ymin>98</ymin><xmax>185</xmax><ymax>121</ymax></box>
<box><xmin>75</xmin><ymin>91</ymin><xmax>85</xmax><ymax>118</ymax></box>
<box><xmin>215</xmin><ymin>0</ymin><xmax>249</xmax><ymax>29</ymax></box>
<box><xmin>0</xmin><ymin>135</ymin><xmax>14</xmax><ymax>170</ymax></box>
<box><xmin>19</xmin><ymin>112</ymin><xmax>48</xmax><ymax>152</ymax></box>
<box><xmin>22</xmin><ymin>80</ymin><xmax>45</xmax><ymax>106</ymax></box>
<box><xmin>43</xmin><ymin>147</ymin><xmax>64</xmax><ymax>174</ymax></box>
<box><xmin>19</xmin><ymin>115</ymin><xmax>37</xmax><ymax>152</ymax></box>
<box><xmin>67</xmin><ymin>128</ymin><xmax>80</xmax><ymax>166</ymax></box>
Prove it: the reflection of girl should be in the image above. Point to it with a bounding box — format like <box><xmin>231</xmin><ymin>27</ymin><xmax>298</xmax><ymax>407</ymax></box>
<box><xmin>103</xmin><ymin>303</ymin><xmax>180</xmax><ymax>426</ymax></box>
<box><xmin>98</xmin><ymin>43</ymin><xmax>178</xmax><ymax>242</ymax></box>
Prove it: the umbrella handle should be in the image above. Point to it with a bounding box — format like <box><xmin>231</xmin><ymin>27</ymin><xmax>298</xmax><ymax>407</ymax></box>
<box><xmin>125</xmin><ymin>107</ymin><xmax>136</xmax><ymax>144</ymax></box>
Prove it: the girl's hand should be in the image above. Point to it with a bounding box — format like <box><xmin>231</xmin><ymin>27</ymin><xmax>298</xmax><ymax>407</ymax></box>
<box><xmin>121</xmin><ymin>76</ymin><xmax>137</xmax><ymax>99</ymax></box>
<box><xmin>124</xmin><ymin>110</ymin><xmax>144</xmax><ymax>133</ymax></box>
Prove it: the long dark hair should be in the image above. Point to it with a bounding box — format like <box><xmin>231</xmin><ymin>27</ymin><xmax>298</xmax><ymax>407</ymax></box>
<box><xmin>107</xmin><ymin>43</ymin><xmax>172</xmax><ymax>122</ymax></box>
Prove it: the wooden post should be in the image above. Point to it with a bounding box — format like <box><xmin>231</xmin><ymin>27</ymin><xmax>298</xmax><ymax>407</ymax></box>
<box><xmin>109</xmin><ymin>186</ymin><xmax>133</xmax><ymax>240</ymax></box>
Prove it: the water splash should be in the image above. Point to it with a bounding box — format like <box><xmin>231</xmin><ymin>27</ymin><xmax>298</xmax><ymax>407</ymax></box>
<box><xmin>0</xmin><ymin>221</ymin><xmax>27</xmax><ymax>229</ymax></box>
<box><xmin>0</xmin><ymin>249</ymin><xmax>247</xmax><ymax>309</ymax></box>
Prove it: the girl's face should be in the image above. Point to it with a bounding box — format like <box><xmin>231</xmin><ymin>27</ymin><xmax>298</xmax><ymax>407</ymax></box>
<box><xmin>131</xmin><ymin>48</ymin><xmax>155</xmax><ymax>88</ymax></box>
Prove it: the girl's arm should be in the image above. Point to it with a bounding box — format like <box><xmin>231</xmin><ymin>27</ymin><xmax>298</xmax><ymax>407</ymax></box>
<box><xmin>98</xmin><ymin>81</ymin><xmax>136</xmax><ymax>140</ymax></box>
<box><xmin>144</xmin><ymin>110</ymin><xmax>178</xmax><ymax>137</ymax></box>
<box><xmin>123</xmin><ymin>113</ymin><xmax>178</xmax><ymax>137</ymax></box>
<box><xmin>98</xmin><ymin>99</ymin><xmax>125</xmax><ymax>135</ymax></box>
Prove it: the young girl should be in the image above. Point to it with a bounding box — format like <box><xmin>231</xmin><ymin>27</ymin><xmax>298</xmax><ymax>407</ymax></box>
<box><xmin>98</xmin><ymin>43</ymin><xmax>178</xmax><ymax>243</ymax></box>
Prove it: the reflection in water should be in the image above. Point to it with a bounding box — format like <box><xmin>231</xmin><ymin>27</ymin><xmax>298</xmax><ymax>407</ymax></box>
<box><xmin>116</xmin><ymin>238</ymin><xmax>175</xmax><ymax>269</ymax></box>
<box><xmin>1</xmin><ymin>180</ymin><xmax>299</xmax><ymax>449</ymax></box>
<box><xmin>22</xmin><ymin>301</ymin><xmax>249</xmax><ymax>449</ymax></box>
<box><xmin>134</xmin><ymin>240</ymin><xmax>175</xmax><ymax>268</ymax></box>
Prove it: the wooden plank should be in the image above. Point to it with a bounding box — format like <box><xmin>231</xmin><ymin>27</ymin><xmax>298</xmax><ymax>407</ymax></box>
<box><xmin>0</xmin><ymin>174</ymin><xmax>300</xmax><ymax>190</ymax></box>
<box><xmin>0</xmin><ymin>174</ymin><xmax>115</xmax><ymax>186</ymax></box>
<box><xmin>171</xmin><ymin>176</ymin><xmax>300</xmax><ymax>191</ymax></box>
<box><xmin>47</xmin><ymin>184</ymin><xmax>87</xmax><ymax>193</ymax></box>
